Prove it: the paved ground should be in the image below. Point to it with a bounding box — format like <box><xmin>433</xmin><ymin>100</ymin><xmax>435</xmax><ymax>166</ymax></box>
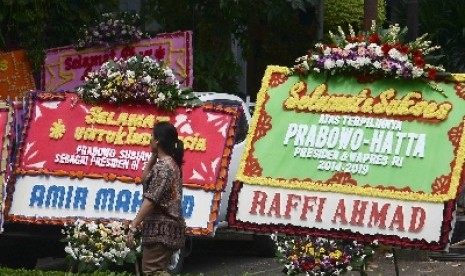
<box><xmin>36</xmin><ymin>241</ymin><xmax>465</xmax><ymax>275</ymax></box>
<box><xmin>352</xmin><ymin>248</ymin><xmax>465</xmax><ymax>276</ymax></box>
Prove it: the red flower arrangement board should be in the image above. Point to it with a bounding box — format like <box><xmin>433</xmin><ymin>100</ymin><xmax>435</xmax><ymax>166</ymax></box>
<box><xmin>0</xmin><ymin>102</ymin><xmax>14</xmax><ymax>233</ymax></box>
<box><xmin>0</xmin><ymin>50</ymin><xmax>36</xmax><ymax>99</ymax></box>
<box><xmin>229</xmin><ymin>66</ymin><xmax>465</xmax><ymax>249</ymax></box>
<box><xmin>41</xmin><ymin>31</ymin><xmax>193</xmax><ymax>92</ymax></box>
<box><xmin>5</xmin><ymin>92</ymin><xmax>241</xmax><ymax>236</ymax></box>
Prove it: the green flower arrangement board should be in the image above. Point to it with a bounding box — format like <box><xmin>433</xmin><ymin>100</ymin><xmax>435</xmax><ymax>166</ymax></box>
<box><xmin>228</xmin><ymin>66</ymin><xmax>465</xmax><ymax>250</ymax></box>
<box><xmin>238</xmin><ymin>67</ymin><xmax>464</xmax><ymax>203</ymax></box>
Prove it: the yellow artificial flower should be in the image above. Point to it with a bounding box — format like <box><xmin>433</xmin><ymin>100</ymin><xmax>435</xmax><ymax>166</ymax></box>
<box><xmin>49</xmin><ymin>119</ymin><xmax>66</xmax><ymax>139</ymax></box>
<box><xmin>115</xmin><ymin>75</ymin><xmax>122</xmax><ymax>85</ymax></box>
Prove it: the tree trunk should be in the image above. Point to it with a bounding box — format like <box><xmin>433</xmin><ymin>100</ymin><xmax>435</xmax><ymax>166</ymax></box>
<box><xmin>406</xmin><ymin>0</ymin><xmax>419</xmax><ymax>41</ymax></box>
<box><xmin>316</xmin><ymin>0</ymin><xmax>324</xmax><ymax>41</ymax></box>
<box><xmin>388</xmin><ymin>0</ymin><xmax>401</xmax><ymax>24</ymax></box>
<box><xmin>364</xmin><ymin>0</ymin><xmax>378</xmax><ymax>31</ymax></box>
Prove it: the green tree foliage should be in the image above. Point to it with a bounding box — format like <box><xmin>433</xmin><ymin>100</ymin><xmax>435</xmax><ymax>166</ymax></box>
<box><xmin>144</xmin><ymin>0</ymin><xmax>241</xmax><ymax>94</ymax></box>
<box><xmin>143</xmin><ymin>0</ymin><xmax>319</xmax><ymax>96</ymax></box>
<box><xmin>0</xmin><ymin>0</ymin><xmax>118</xmax><ymax>75</ymax></box>
<box><xmin>419</xmin><ymin>0</ymin><xmax>465</xmax><ymax>72</ymax></box>
<box><xmin>324</xmin><ymin>0</ymin><xmax>386</xmax><ymax>33</ymax></box>
<box><xmin>389</xmin><ymin>0</ymin><xmax>465</xmax><ymax>73</ymax></box>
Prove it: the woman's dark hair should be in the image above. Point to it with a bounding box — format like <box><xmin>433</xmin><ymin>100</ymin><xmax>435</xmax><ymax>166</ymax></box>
<box><xmin>153</xmin><ymin>121</ymin><xmax>184</xmax><ymax>169</ymax></box>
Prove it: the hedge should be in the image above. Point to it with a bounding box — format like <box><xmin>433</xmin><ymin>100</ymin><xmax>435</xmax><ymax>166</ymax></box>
<box><xmin>0</xmin><ymin>268</ymin><xmax>135</xmax><ymax>276</ymax></box>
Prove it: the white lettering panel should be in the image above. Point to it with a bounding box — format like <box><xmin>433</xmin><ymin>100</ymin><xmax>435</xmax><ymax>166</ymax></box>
<box><xmin>236</xmin><ymin>184</ymin><xmax>445</xmax><ymax>243</ymax></box>
<box><xmin>8</xmin><ymin>175</ymin><xmax>217</xmax><ymax>232</ymax></box>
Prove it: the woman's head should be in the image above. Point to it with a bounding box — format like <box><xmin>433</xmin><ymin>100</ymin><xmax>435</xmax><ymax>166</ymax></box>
<box><xmin>152</xmin><ymin>121</ymin><xmax>184</xmax><ymax>168</ymax></box>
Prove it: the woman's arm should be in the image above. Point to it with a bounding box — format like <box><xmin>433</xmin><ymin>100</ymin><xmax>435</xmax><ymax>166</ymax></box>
<box><xmin>127</xmin><ymin>198</ymin><xmax>155</xmax><ymax>248</ymax></box>
<box><xmin>130</xmin><ymin>198</ymin><xmax>155</xmax><ymax>229</ymax></box>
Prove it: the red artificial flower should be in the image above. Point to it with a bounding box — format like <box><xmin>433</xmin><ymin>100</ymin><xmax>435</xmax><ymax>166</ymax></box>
<box><xmin>154</xmin><ymin>45</ymin><xmax>166</xmax><ymax>60</ymax></box>
<box><xmin>381</xmin><ymin>43</ymin><xmax>392</xmax><ymax>55</ymax></box>
<box><xmin>412</xmin><ymin>49</ymin><xmax>422</xmax><ymax>58</ymax></box>
<box><xmin>414</xmin><ymin>56</ymin><xmax>425</xmax><ymax>68</ymax></box>
<box><xmin>347</xmin><ymin>35</ymin><xmax>356</xmax><ymax>42</ymax></box>
<box><xmin>295</xmin><ymin>67</ymin><xmax>305</xmax><ymax>76</ymax></box>
<box><xmin>356</xmin><ymin>34</ymin><xmax>365</xmax><ymax>42</ymax></box>
<box><xmin>399</xmin><ymin>45</ymin><xmax>410</xmax><ymax>55</ymax></box>
<box><xmin>301</xmin><ymin>262</ymin><xmax>312</xmax><ymax>271</ymax></box>
<box><xmin>393</xmin><ymin>42</ymin><xmax>402</xmax><ymax>49</ymax></box>
<box><xmin>368</xmin><ymin>33</ymin><xmax>381</xmax><ymax>44</ymax></box>
<box><xmin>428</xmin><ymin>68</ymin><xmax>437</xmax><ymax>80</ymax></box>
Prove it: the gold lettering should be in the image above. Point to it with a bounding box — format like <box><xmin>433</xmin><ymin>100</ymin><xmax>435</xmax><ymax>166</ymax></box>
<box><xmin>84</xmin><ymin>106</ymin><xmax>159</xmax><ymax>128</ymax></box>
<box><xmin>0</xmin><ymin>60</ymin><xmax>8</xmax><ymax>71</ymax></box>
<box><xmin>283</xmin><ymin>83</ymin><xmax>452</xmax><ymax>121</ymax></box>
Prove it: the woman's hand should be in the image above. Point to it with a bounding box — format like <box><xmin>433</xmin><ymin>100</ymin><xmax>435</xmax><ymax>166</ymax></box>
<box><xmin>127</xmin><ymin>230</ymin><xmax>136</xmax><ymax>248</ymax></box>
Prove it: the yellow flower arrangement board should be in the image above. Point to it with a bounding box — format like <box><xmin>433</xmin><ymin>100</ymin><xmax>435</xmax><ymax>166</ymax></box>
<box><xmin>0</xmin><ymin>50</ymin><xmax>36</xmax><ymax>99</ymax></box>
<box><xmin>229</xmin><ymin>66</ymin><xmax>465</xmax><ymax>249</ymax></box>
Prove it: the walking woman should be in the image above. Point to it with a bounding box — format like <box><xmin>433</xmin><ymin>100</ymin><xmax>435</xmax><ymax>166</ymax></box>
<box><xmin>127</xmin><ymin>121</ymin><xmax>186</xmax><ymax>276</ymax></box>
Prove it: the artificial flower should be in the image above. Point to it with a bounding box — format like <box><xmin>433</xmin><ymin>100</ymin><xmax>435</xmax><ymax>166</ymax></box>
<box><xmin>75</xmin><ymin>12</ymin><xmax>150</xmax><ymax>49</ymax></box>
<box><xmin>76</xmin><ymin>54</ymin><xmax>201</xmax><ymax>110</ymax></box>
<box><xmin>61</xmin><ymin>219</ymin><xmax>141</xmax><ymax>272</ymax></box>
<box><xmin>292</xmin><ymin>22</ymin><xmax>444</xmax><ymax>83</ymax></box>
<box><xmin>272</xmin><ymin>233</ymin><xmax>377</xmax><ymax>276</ymax></box>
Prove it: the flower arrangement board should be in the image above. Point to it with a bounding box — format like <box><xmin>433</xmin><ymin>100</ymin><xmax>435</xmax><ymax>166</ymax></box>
<box><xmin>41</xmin><ymin>31</ymin><xmax>193</xmax><ymax>92</ymax></box>
<box><xmin>5</xmin><ymin>91</ymin><xmax>241</xmax><ymax>236</ymax></box>
<box><xmin>0</xmin><ymin>102</ymin><xmax>14</xmax><ymax>233</ymax></box>
<box><xmin>228</xmin><ymin>66</ymin><xmax>465</xmax><ymax>250</ymax></box>
<box><xmin>0</xmin><ymin>50</ymin><xmax>36</xmax><ymax>99</ymax></box>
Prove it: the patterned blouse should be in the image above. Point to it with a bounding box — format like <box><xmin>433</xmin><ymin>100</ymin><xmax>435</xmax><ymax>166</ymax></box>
<box><xmin>141</xmin><ymin>155</ymin><xmax>185</xmax><ymax>249</ymax></box>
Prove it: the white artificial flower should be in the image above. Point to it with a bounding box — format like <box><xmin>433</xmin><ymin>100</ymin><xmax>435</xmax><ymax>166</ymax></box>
<box><xmin>65</xmin><ymin>246</ymin><xmax>77</xmax><ymax>259</ymax></box>
<box><xmin>323</xmin><ymin>47</ymin><xmax>331</xmax><ymax>56</ymax></box>
<box><xmin>388</xmin><ymin>48</ymin><xmax>407</xmax><ymax>62</ymax></box>
<box><xmin>126</xmin><ymin>70</ymin><xmax>135</xmax><ymax>78</ymax></box>
<box><xmin>323</xmin><ymin>59</ymin><xmax>336</xmax><ymax>69</ymax></box>
<box><xmin>143</xmin><ymin>75</ymin><xmax>152</xmax><ymax>83</ymax></box>
<box><xmin>398</xmin><ymin>62</ymin><xmax>411</xmax><ymax>71</ymax></box>
<box><xmin>143</xmin><ymin>55</ymin><xmax>153</xmax><ymax>63</ymax></box>
<box><xmin>301</xmin><ymin>60</ymin><xmax>310</xmax><ymax>70</ymax></box>
<box><xmin>87</xmin><ymin>221</ymin><xmax>98</xmax><ymax>233</ymax></box>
